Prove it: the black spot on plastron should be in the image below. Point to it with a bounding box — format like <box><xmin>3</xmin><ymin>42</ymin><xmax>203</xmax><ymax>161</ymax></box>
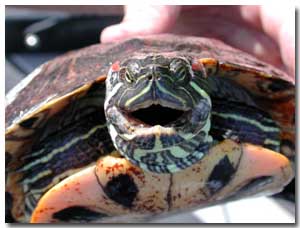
<box><xmin>19</xmin><ymin>117</ymin><xmax>39</xmax><ymax>128</ymax></box>
<box><xmin>206</xmin><ymin>155</ymin><xmax>235</xmax><ymax>194</ymax></box>
<box><xmin>53</xmin><ymin>206</ymin><xmax>108</xmax><ymax>222</ymax></box>
<box><xmin>103</xmin><ymin>174</ymin><xmax>138</xmax><ymax>208</ymax></box>
<box><xmin>5</xmin><ymin>192</ymin><xmax>16</xmax><ymax>223</ymax></box>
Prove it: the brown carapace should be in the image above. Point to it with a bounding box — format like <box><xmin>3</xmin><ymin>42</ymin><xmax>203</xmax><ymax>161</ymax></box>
<box><xmin>5</xmin><ymin>35</ymin><xmax>295</xmax><ymax>223</ymax></box>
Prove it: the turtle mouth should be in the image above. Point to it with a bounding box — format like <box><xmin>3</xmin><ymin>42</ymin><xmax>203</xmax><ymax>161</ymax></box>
<box><xmin>129</xmin><ymin>104</ymin><xmax>185</xmax><ymax>126</ymax></box>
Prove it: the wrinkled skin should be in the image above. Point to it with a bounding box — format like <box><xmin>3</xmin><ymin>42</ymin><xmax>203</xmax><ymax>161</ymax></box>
<box><xmin>104</xmin><ymin>55</ymin><xmax>213</xmax><ymax>173</ymax></box>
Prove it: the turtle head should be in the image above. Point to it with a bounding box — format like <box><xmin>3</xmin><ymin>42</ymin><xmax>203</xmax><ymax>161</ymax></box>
<box><xmin>104</xmin><ymin>54</ymin><xmax>212</xmax><ymax>173</ymax></box>
<box><xmin>106</xmin><ymin>55</ymin><xmax>196</xmax><ymax>111</ymax></box>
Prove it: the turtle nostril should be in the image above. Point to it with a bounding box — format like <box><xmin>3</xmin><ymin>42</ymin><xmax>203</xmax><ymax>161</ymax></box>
<box><xmin>148</xmin><ymin>75</ymin><xmax>153</xmax><ymax>81</ymax></box>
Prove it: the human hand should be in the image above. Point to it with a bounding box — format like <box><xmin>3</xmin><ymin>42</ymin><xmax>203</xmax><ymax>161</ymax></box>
<box><xmin>101</xmin><ymin>5</ymin><xmax>295</xmax><ymax>80</ymax></box>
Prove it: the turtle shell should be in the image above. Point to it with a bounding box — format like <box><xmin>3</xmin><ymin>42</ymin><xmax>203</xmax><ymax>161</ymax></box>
<box><xmin>5</xmin><ymin>34</ymin><xmax>295</xmax><ymax>223</ymax></box>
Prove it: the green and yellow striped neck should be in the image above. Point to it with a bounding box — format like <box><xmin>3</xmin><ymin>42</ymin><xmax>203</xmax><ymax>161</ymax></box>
<box><xmin>104</xmin><ymin>55</ymin><xmax>212</xmax><ymax>173</ymax></box>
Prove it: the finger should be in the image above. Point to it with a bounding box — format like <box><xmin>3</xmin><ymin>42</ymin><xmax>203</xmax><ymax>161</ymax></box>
<box><xmin>259</xmin><ymin>6</ymin><xmax>295</xmax><ymax>78</ymax></box>
<box><xmin>172</xmin><ymin>6</ymin><xmax>283</xmax><ymax>68</ymax></box>
<box><xmin>239</xmin><ymin>5</ymin><xmax>262</xmax><ymax>31</ymax></box>
<box><xmin>101</xmin><ymin>5</ymin><xmax>180</xmax><ymax>43</ymax></box>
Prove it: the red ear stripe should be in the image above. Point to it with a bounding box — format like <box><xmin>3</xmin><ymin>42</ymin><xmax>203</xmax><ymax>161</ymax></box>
<box><xmin>111</xmin><ymin>61</ymin><xmax>120</xmax><ymax>72</ymax></box>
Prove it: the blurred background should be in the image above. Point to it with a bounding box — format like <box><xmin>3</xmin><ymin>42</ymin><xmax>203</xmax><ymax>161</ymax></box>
<box><xmin>5</xmin><ymin>5</ymin><xmax>295</xmax><ymax>223</ymax></box>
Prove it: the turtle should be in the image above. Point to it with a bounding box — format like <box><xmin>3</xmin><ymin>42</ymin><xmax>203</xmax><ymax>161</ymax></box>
<box><xmin>5</xmin><ymin>34</ymin><xmax>295</xmax><ymax>223</ymax></box>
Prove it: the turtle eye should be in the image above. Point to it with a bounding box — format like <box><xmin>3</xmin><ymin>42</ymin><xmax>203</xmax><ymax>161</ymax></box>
<box><xmin>169</xmin><ymin>59</ymin><xmax>189</xmax><ymax>83</ymax></box>
<box><xmin>125</xmin><ymin>71</ymin><xmax>135</xmax><ymax>84</ymax></box>
<box><xmin>119</xmin><ymin>68</ymin><xmax>135</xmax><ymax>84</ymax></box>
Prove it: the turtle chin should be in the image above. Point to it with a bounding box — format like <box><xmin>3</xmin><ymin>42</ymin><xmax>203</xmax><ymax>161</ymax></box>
<box><xmin>105</xmin><ymin>100</ymin><xmax>212</xmax><ymax>173</ymax></box>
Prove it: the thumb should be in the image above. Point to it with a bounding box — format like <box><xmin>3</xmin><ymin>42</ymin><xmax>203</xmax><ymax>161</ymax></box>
<box><xmin>259</xmin><ymin>5</ymin><xmax>295</xmax><ymax>79</ymax></box>
<box><xmin>100</xmin><ymin>5</ymin><xmax>181</xmax><ymax>43</ymax></box>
